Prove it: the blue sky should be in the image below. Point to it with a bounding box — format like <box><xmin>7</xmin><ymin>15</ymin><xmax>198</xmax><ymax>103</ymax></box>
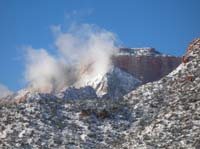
<box><xmin>0</xmin><ymin>0</ymin><xmax>200</xmax><ymax>91</ymax></box>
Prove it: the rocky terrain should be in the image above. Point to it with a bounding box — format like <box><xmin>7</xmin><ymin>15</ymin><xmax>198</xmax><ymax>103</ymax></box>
<box><xmin>0</xmin><ymin>41</ymin><xmax>199</xmax><ymax>149</ymax></box>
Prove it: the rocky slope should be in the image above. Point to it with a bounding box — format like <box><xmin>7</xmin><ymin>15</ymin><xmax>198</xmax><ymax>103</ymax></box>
<box><xmin>113</xmin><ymin>47</ymin><xmax>181</xmax><ymax>83</ymax></box>
<box><xmin>122</xmin><ymin>40</ymin><xmax>200</xmax><ymax>148</ymax></box>
<box><xmin>0</xmin><ymin>96</ymin><xmax>134</xmax><ymax>148</ymax></box>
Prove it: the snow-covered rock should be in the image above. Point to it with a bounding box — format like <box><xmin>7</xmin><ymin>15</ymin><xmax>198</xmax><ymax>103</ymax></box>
<box><xmin>91</xmin><ymin>67</ymin><xmax>141</xmax><ymax>99</ymax></box>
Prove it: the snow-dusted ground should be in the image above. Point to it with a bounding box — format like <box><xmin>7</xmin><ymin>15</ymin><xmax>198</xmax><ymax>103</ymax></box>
<box><xmin>0</xmin><ymin>98</ymin><xmax>133</xmax><ymax>148</ymax></box>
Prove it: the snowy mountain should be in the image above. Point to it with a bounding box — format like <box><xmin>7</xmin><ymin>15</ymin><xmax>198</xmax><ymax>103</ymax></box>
<box><xmin>1</xmin><ymin>41</ymin><xmax>199</xmax><ymax>148</ymax></box>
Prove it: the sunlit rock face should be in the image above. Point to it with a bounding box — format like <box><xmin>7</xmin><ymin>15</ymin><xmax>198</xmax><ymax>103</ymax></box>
<box><xmin>113</xmin><ymin>48</ymin><xmax>181</xmax><ymax>83</ymax></box>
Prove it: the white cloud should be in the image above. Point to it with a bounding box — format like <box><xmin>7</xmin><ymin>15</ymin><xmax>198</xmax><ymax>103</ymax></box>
<box><xmin>24</xmin><ymin>23</ymin><xmax>119</xmax><ymax>93</ymax></box>
<box><xmin>0</xmin><ymin>84</ymin><xmax>13</xmax><ymax>98</ymax></box>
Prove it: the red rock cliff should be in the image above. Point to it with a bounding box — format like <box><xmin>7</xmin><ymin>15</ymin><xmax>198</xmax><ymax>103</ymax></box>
<box><xmin>112</xmin><ymin>48</ymin><xmax>181</xmax><ymax>83</ymax></box>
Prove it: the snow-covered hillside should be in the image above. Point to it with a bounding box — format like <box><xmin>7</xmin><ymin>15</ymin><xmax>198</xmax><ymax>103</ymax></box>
<box><xmin>0</xmin><ymin>40</ymin><xmax>199</xmax><ymax>148</ymax></box>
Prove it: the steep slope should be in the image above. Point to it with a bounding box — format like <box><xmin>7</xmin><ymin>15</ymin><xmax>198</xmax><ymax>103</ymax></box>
<box><xmin>122</xmin><ymin>39</ymin><xmax>200</xmax><ymax>148</ymax></box>
<box><xmin>113</xmin><ymin>47</ymin><xmax>181</xmax><ymax>83</ymax></box>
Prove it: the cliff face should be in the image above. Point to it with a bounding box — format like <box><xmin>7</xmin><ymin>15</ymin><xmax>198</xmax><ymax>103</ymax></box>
<box><xmin>113</xmin><ymin>48</ymin><xmax>181</xmax><ymax>83</ymax></box>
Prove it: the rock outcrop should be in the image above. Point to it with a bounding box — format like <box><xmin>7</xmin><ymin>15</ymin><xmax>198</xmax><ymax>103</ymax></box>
<box><xmin>113</xmin><ymin>47</ymin><xmax>181</xmax><ymax>83</ymax></box>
